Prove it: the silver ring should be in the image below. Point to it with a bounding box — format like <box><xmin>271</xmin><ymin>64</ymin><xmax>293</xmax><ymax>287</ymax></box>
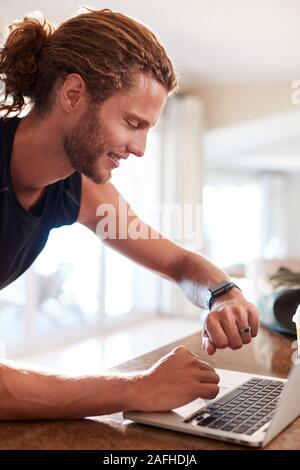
<box><xmin>239</xmin><ymin>326</ymin><xmax>252</xmax><ymax>335</ymax></box>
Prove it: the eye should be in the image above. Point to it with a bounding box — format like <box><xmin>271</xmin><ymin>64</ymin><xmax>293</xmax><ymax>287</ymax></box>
<box><xmin>126</xmin><ymin>120</ymin><xmax>139</xmax><ymax>129</ymax></box>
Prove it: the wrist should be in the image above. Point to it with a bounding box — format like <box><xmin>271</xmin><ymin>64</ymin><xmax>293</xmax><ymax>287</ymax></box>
<box><xmin>91</xmin><ymin>373</ymin><xmax>145</xmax><ymax>415</ymax></box>
<box><xmin>212</xmin><ymin>286</ymin><xmax>243</xmax><ymax>305</ymax></box>
<box><xmin>208</xmin><ymin>281</ymin><xmax>242</xmax><ymax>310</ymax></box>
<box><xmin>121</xmin><ymin>372</ymin><xmax>148</xmax><ymax>412</ymax></box>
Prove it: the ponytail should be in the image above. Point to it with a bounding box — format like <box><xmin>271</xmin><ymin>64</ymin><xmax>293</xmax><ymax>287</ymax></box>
<box><xmin>0</xmin><ymin>14</ymin><xmax>54</xmax><ymax>118</ymax></box>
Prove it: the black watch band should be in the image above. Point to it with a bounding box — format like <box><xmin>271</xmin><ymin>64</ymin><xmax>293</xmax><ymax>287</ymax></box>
<box><xmin>207</xmin><ymin>281</ymin><xmax>240</xmax><ymax>310</ymax></box>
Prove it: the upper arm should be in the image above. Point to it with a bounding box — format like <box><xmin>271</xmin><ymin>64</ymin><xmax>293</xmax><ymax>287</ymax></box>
<box><xmin>77</xmin><ymin>175</ymin><xmax>129</xmax><ymax>232</ymax></box>
<box><xmin>77</xmin><ymin>175</ymin><xmax>183</xmax><ymax>281</ymax></box>
<box><xmin>77</xmin><ymin>174</ymin><xmax>156</xmax><ymax>244</ymax></box>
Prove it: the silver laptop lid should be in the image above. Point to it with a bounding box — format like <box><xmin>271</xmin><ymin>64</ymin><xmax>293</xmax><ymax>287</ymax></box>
<box><xmin>263</xmin><ymin>360</ymin><xmax>300</xmax><ymax>447</ymax></box>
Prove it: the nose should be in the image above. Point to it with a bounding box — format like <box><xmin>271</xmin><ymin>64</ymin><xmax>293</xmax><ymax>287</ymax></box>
<box><xmin>127</xmin><ymin>134</ymin><xmax>147</xmax><ymax>158</ymax></box>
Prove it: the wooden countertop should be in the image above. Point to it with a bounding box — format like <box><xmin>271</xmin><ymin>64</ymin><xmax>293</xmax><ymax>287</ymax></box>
<box><xmin>0</xmin><ymin>326</ymin><xmax>299</xmax><ymax>450</ymax></box>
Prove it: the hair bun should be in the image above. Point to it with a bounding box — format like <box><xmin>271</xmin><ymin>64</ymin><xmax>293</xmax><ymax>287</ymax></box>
<box><xmin>0</xmin><ymin>13</ymin><xmax>54</xmax><ymax>117</ymax></box>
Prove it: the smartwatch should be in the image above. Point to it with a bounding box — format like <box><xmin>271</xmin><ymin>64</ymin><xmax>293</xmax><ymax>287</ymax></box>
<box><xmin>207</xmin><ymin>280</ymin><xmax>240</xmax><ymax>310</ymax></box>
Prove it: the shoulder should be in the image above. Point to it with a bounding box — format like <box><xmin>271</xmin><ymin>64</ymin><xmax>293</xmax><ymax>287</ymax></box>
<box><xmin>0</xmin><ymin>117</ymin><xmax>19</xmax><ymax>168</ymax></box>
<box><xmin>59</xmin><ymin>170</ymin><xmax>82</xmax><ymax>205</ymax></box>
<box><xmin>0</xmin><ymin>117</ymin><xmax>8</xmax><ymax>140</ymax></box>
<box><xmin>50</xmin><ymin>171</ymin><xmax>82</xmax><ymax>228</ymax></box>
<box><xmin>0</xmin><ymin>117</ymin><xmax>21</xmax><ymax>153</ymax></box>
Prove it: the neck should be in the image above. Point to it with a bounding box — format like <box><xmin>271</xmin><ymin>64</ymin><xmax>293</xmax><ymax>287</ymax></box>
<box><xmin>11</xmin><ymin>108</ymin><xmax>75</xmax><ymax>195</ymax></box>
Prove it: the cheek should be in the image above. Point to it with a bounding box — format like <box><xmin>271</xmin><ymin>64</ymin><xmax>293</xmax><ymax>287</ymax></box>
<box><xmin>104</xmin><ymin>124</ymin><xmax>130</xmax><ymax>148</ymax></box>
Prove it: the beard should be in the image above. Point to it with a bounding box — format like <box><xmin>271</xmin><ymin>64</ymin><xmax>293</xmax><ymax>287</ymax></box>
<box><xmin>63</xmin><ymin>106</ymin><xmax>111</xmax><ymax>184</ymax></box>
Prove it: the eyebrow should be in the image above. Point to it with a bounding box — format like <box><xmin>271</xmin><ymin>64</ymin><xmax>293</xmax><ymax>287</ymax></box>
<box><xmin>125</xmin><ymin>113</ymin><xmax>155</xmax><ymax>128</ymax></box>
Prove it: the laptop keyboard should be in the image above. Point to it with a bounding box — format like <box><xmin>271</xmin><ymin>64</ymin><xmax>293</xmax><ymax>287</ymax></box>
<box><xmin>184</xmin><ymin>377</ymin><xmax>285</xmax><ymax>435</ymax></box>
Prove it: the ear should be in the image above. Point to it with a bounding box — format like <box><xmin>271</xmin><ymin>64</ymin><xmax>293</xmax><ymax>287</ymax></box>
<box><xmin>60</xmin><ymin>73</ymin><xmax>88</xmax><ymax>113</ymax></box>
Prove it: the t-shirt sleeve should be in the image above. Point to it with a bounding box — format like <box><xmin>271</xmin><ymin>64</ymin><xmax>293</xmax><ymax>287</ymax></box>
<box><xmin>52</xmin><ymin>171</ymin><xmax>82</xmax><ymax>228</ymax></box>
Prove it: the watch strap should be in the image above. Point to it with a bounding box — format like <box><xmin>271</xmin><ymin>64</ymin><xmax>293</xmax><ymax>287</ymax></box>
<box><xmin>207</xmin><ymin>281</ymin><xmax>240</xmax><ymax>310</ymax></box>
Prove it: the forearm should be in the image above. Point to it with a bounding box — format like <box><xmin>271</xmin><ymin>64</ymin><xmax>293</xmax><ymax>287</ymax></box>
<box><xmin>0</xmin><ymin>361</ymin><xmax>139</xmax><ymax>420</ymax></box>
<box><xmin>0</xmin><ymin>348</ymin><xmax>223</xmax><ymax>419</ymax></box>
<box><xmin>173</xmin><ymin>249</ymin><xmax>238</xmax><ymax>308</ymax></box>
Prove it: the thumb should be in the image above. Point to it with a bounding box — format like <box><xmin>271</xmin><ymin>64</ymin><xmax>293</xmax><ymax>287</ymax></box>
<box><xmin>202</xmin><ymin>331</ymin><xmax>216</xmax><ymax>355</ymax></box>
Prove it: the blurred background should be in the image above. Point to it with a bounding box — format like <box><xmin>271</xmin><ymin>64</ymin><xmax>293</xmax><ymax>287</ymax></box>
<box><xmin>0</xmin><ymin>0</ymin><xmax>299</xmax><ymax>374</ymax></box>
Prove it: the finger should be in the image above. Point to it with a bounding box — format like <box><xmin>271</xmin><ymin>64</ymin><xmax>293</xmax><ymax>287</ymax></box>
<box><xmin>205</xmin><ymin>314</ymin><xmax>229</xmax><ymax>350</ymax></box>
<box><xmin>236</xmin><ymin>326</ymin><xmax>252</xmax><ymax>345</ymax></box>
<box><xmin>202</xmin><ymin>330</ymin><xmax>216</xmax><ymax>355</ymax></box>
<box><xmin>206</xmin><ymin>340</ymin><xmax>216</xmax><ymax>356</ymax></box>
<box><xmin>183</xmin><ymin>346</ymin><xmax>215</xmax><ymax>363</ymax></box>
<box><xmin>247</xmin><ymin>305</ymin><xmax>260</xmax><ymax>337</ymax></box>
<box><xmin>190</xmin><ymin>350</ymin><xmax>200</xmax><ymax>360</ymax></box>
<box><xmin>235</xmin><ymin>310</ymin><xmax>252</xmax><ymax>345</ymax></box>
<box><xmin>198</xmin><ymin>383</ymin><xmax>220</xmax><ymax>400</ymax></box>
<box><xmin>191</xmin><ymin>350</ymin><xmax>215</xmax><ymax>371</ymax></box>
<box><xmin>198</xmin><ymin>370</ymin><xmax>220</xmax><ymax>384</ymax></box>
<box><xmin>220</xmin><ymin>310</ymin><xmax>243</xmax><ymax>350</ymax></box>
<box><xmin>196</xmin><ymin>357</ymin><xmax>216</xmax><ymax>372</ymax></box>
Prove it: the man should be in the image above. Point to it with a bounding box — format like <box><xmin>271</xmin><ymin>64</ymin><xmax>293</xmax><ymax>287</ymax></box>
<box><xmin>0</xmin><ymin>9</ymin><xmax>259</xmax><ymax>420</ymax></box>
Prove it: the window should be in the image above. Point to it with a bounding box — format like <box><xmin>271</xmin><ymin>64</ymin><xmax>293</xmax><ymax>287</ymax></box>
<box><xmin>203</xmin><ymin>181</ymin><xmax>263</xmax><ymax>269</ymax></box>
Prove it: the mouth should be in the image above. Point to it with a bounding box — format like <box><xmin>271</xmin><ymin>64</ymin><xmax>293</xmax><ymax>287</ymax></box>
<box><xmin>107</xmin><ymin>152</ymin><xmax>128</xmax><ymax>168</ymax></box>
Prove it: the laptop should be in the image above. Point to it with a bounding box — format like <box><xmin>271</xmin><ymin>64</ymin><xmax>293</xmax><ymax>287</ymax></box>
<box><xmin>124</xmin><ymin>360</ymin><xmax>300</xmax><ymax>447</ymax></box>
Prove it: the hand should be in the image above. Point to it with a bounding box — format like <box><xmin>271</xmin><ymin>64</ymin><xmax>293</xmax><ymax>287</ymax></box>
<box><xmin>202</xmin><ymin>293</ymin><xmax>260</xmax><ymax>355</ymax></box>
<box><xmin>131</xmin><ymin>346</ymin><xmax>220</xmax><ymax>412</ymax></box>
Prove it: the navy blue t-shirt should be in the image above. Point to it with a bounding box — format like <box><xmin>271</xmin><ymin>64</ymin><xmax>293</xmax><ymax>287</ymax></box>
<box><xmin>0</xmin><ymin>117</ymin><xmax>82</xmax><ymax>290</ymax></box>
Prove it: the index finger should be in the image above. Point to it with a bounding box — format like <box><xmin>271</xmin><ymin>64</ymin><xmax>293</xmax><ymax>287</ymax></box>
<box><xmin>197</xmin><ymin>359</ymin><xmax>216</xmax><ymax>372</ymax></box>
